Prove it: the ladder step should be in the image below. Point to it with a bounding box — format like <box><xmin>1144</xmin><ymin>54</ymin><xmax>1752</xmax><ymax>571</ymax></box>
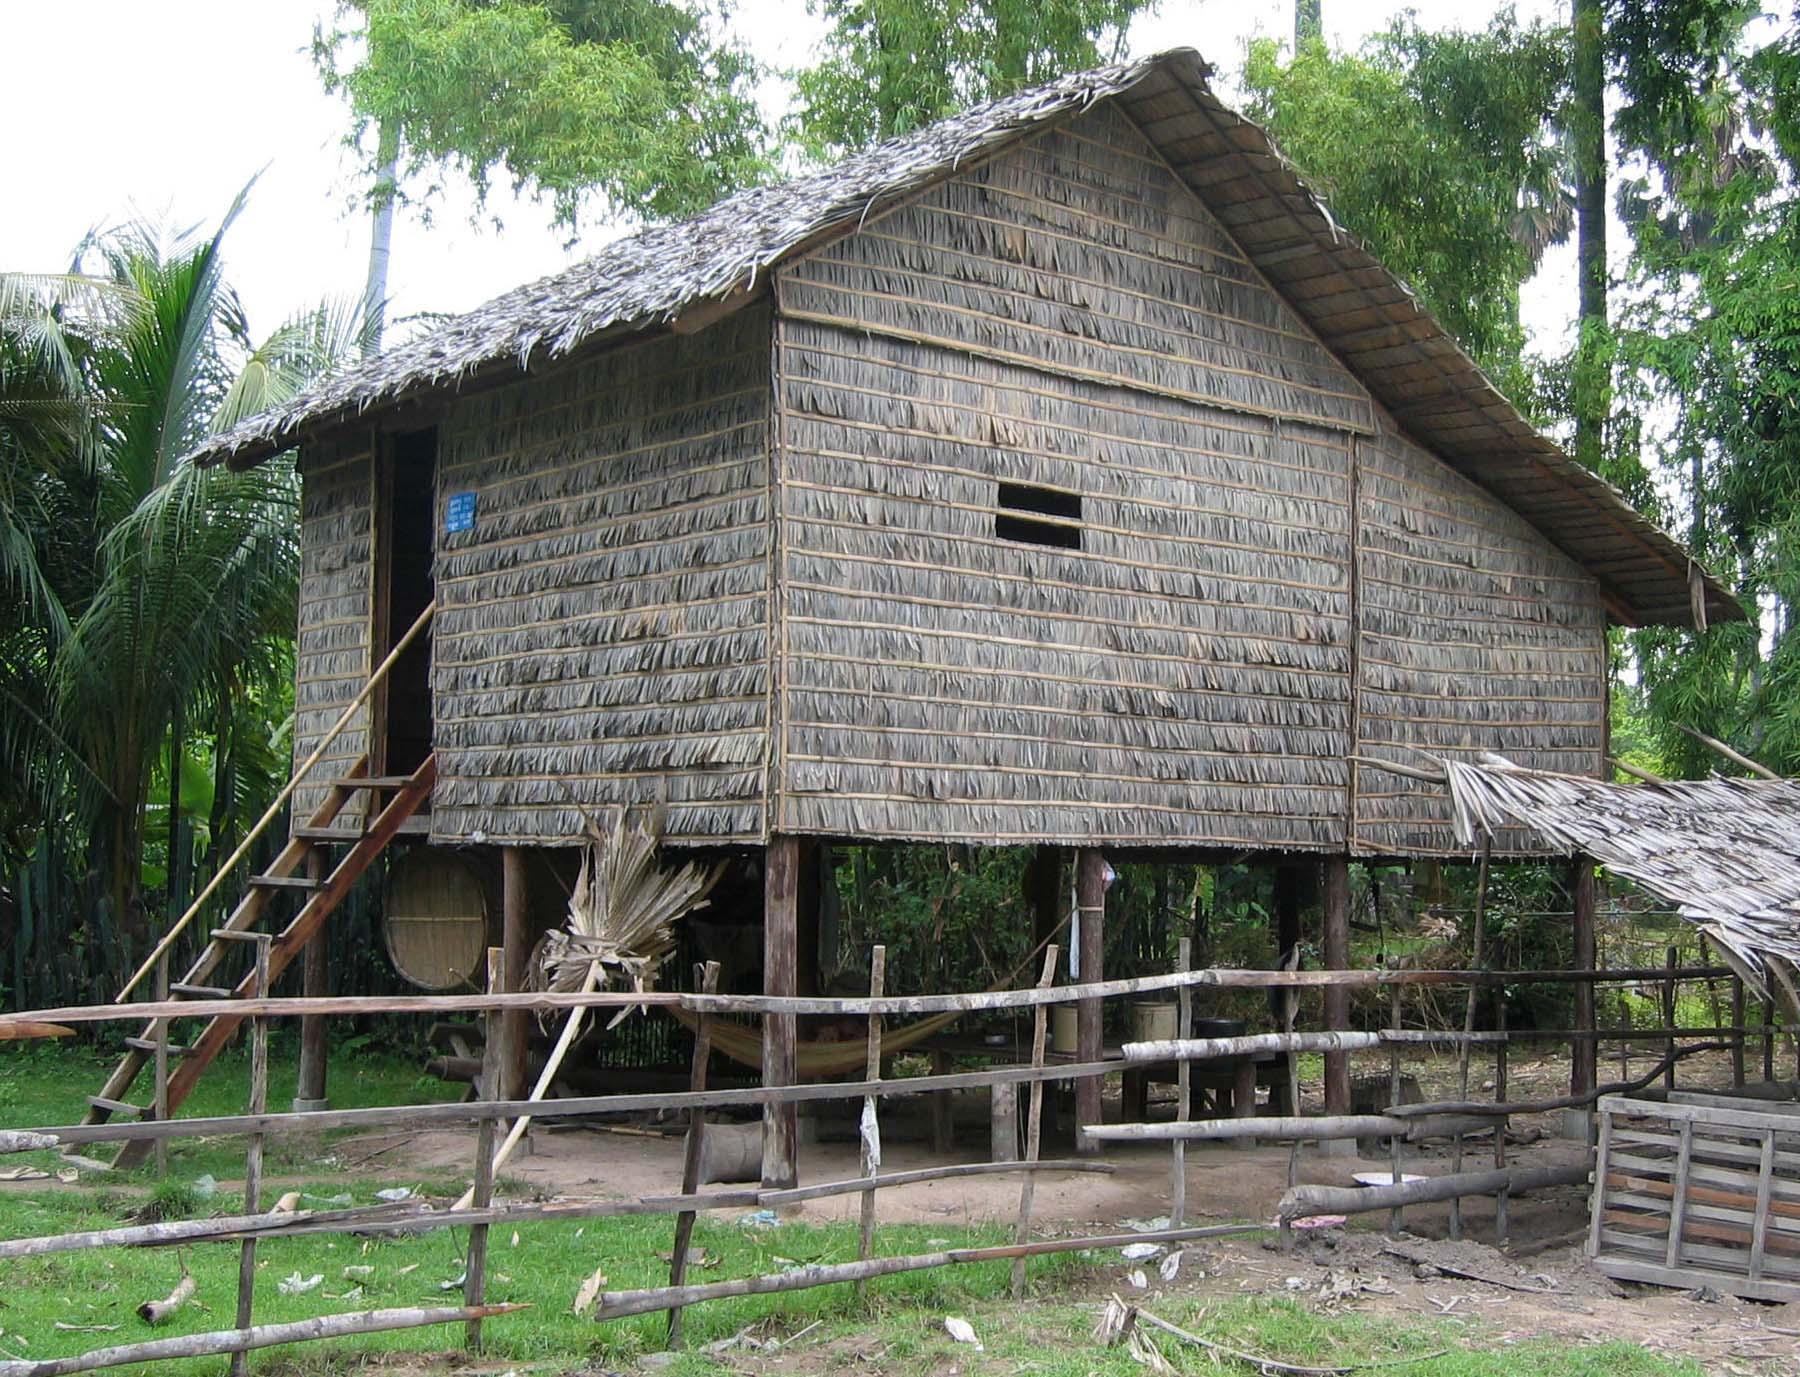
<box><xmin>293</xmin><ymin>826</ymin><xmax>362</xmax><ymax>842</ymax></box>
<box><xmin>248</xmin><ymin>873</ymin><xmax>321</xmax><ymax>890</ymax></box>
<box><xmin>170</xmin><ymin>981</ymin><xmax>234</xmax><ymax>999</ymax></box>
<box><xmin>123</xmin><ymin>1037</ymin><xmax>190</xmax><ymax>1055</ymax></box>
<box><xmin>87</xmin><ymin>1096</ymin><xmax>146</xmax><ymax>1118</ymax></box>
<box><xmin>211</xmin><ymin>928</ymin><xmax>271</xmax><ymax>944</ymax></box>
<box><xmin>330</xmin><ymin>775</ymin><xmax>414</xmax><ymax>789</ymax></box>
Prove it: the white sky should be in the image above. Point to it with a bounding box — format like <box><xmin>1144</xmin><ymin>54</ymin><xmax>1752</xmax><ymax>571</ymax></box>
<box><xmin>1</xmin><ymin>0</ymin><xmax>1574</xmax><ymax>355</ymax></box>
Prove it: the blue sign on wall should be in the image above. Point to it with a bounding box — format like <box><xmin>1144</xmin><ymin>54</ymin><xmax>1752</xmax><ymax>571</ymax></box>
<box><xmin>445</xmin><ymin>491</ymin><xmax>477</xmax><ymax>534</ymax></box>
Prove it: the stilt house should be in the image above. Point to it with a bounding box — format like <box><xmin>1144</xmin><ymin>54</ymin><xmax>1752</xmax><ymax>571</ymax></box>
<box><xmin>110</xmin><ymin>48</ymin><xmax>1737</xmax><ymax>1179</ymax></box>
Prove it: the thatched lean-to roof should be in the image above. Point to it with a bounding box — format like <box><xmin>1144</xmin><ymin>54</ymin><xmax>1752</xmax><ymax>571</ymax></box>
<box><xmin>186</xmin><ymin>48</ymin><xmax>1736</xmax><ymax>631</ymax></box>
<box><xmin>1443</xmin><ymin>756</ymin><xmax>1800</xmax><ymax>1004</ymax></box>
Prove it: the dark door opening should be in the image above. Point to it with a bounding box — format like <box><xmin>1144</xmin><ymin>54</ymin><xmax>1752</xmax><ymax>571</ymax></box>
<box><xmin>374</xmin><ymin>427</ymin><xmax>437</xmax><ymax>780</ymax></box>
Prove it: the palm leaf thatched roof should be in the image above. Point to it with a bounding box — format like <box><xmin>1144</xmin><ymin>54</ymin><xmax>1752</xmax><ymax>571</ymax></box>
<box><xmin>186</xmin><ymin>49</ymin><xmax>1737</xmax><ymax>629</ymax></box>
<box><xmin>1443</xmin><ymin>755</ymin><xmax>1800</xmax><ymax>1007</ymax></box>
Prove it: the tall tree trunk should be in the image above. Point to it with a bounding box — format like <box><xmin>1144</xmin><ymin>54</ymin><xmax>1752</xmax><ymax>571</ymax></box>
<box><xmin>362</xmin><ymin>120</ymin><xmax>401</xmax><ymax>357</ymax></box>
<box><xmin>1572</xmin><ymin>0</ymin><xmax>1609</xmax><ymax>473</ymax></box>
<box><xmin>166</xmin><ymin>707</ymin><xmax>184</xmax><ymax>930</ymax></box>
<box><xmin>1295</xmin><ymin>0</ymin><xmax>1322</xmax><ymax>47</ymax></box>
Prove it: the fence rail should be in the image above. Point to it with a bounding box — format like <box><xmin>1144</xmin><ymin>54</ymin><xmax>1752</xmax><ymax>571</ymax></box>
<box><xmin>0</xmin><ymin>951</ymin><xmax>1785</xmax><ymax>1373</ymax></box>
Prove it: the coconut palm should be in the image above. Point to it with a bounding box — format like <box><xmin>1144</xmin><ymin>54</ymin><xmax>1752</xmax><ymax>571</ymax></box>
<box><xmin>2</xmin><ymin>196</ymin><xmax>362</xmax><ymax>946</ymax></box>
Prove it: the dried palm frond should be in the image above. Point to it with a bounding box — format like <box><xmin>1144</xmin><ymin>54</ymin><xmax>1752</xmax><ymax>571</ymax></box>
<box><xmin>534</xmin><ymin>804</ymin><xmax>723</xmax><ymax>1027</ymax></box>
<box><xmin>1443</xmin><ymin>753</ymin><xmax>1800</xmax><ymax>1015</ymax></box>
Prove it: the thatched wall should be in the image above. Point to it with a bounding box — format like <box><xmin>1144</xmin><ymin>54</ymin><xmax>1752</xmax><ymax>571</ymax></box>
<box><xmin>291</xmin><ymin>432</ymin><xmax>374</xmax><ymax>831</ymax></box>
<box><xmin>1352</xmin><ymin>422</ymin><xmax>1607</xmax><ymax>856</ymax></box>
<box><xmin>428</xmin><ymin>305</ymin><xmax>774</xmax><ymax>845</ymax></box>
<box><xmin>772</xmin><ymin>104</ymin><xmax>1363</xmax><ymax>845</ymax></box>
<box><xmin>781</xmin><ymin>103</ymin><xmax>1376</xmax><ymax>436</ymax></box>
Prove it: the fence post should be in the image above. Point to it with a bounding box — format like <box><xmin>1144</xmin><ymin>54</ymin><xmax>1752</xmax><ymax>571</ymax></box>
<box><xmin>1731</xmin><ymin>977</ymin><xmax>1747</xmax><ymax>1089</ymax></box>
<box><xmin>1663</xmin><ymin>946</ymin><xmax>1679</xmax><ymax>1092</ymax></box>
<box><xmin>1011</xmin><ymin>945</ymin><xmax>1059</xmax><ymax>1299</ymax></box>
<box><xmin>1170</xmin><ymin>937</ymin><xmax>1192</xmax><ymax>1229</ymax></box>
<box><xmin>230</xmin><ymin>935</ymin><xmax>272</xmax><ymax>1377</ymax></box>
<box><xmin>464</xmin><ymin>948</ymin><xmax>503</xmax><ymax>1350</ymax></box>
<box><xmin>668</xmin><ymin>960</ymin><xmax>721</xmax><ymax>1346</ymax></box>
<box><xmin>854</xmin><ymin>946</ymin><xmax>886</xmax><ymax>1305</ymax></box>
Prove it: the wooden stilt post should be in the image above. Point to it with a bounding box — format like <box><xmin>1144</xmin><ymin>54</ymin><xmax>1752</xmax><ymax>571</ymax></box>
<box><xmin>1493</xmin><ymin>989</ymin><xmax>1509</xmax><ymax>1243</ymax></box>
<box><xmin>762</xmin><ymin>838</ymin><xmax>799</xmax><ymax>1190</ymax></box>
<box><xmin>1074</xmin><ymin>849</ymin><xmax>1107</xmax><ymax>1156</ymax></box>
<box><xmin>1322</xmin><ymin>858</ymin><xmax>1352</xmax><ymax>1124</ymax></box>
<box><xmin>464</xmin><ymin>948</ymin><xmax>503</xmax><ymax>1350</ymax></box>
<box><xmin>1569</xmin><ymin>859</ymin><xmax>1598</xmax><ymax>1141</ymax></box>
<box><xmin>1274</xmin><ymin>862</ymin><xmax>1303</xmax><ymax>1247</ymax></box>
<box><xmin>1387</xmin><ymin>982</ymin><xmax>1404</xmax><ymax>1235</ymax></box>
<box><xmin>854</xmin><ymin>946</ymin><xmax>885</xmax><ymax>1304</ymax></box>
<box><xmin>1451</xmin><ymin>841</ymin><xmax>1490</xmax><ymax>1241</ymax></box>
<box><xmin>501</xmin><ymin>849</ymin><xmax>530</xmax><ymax>1106</ymax></box>
<box><xmin>1011</xmin><ymin>945</ymin><xmax>1059</xmax><ymax>1299</ymax></box>
<box><xmin>667</xmin><ymin>960</ymin><xmax>720</xmax><ymax>1347</ymax></box>
<box><xmin>230</xmin><ymin>936</ymin><xmax>272</xmax><ymax>1377</ymax></box>
<box><xmin>1170</xmin><ymin>936</ymin><xmax>1192</xmax><ymax>1228</ymax></box>
<box><xmin>294</xmin><ymin>851</ymin><xmax>330</xmax><ymax>1112</ymax></box>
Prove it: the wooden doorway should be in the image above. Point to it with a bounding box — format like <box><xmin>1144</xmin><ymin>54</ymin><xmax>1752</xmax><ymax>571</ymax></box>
<box><xmin>372</xmin><ymin>427</ymin><xmax>437</xmax><ymax>780</ymax></box>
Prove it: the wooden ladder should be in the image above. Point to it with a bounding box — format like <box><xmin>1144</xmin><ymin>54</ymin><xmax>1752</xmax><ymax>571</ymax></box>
<box><xmin>87</xmin><ymin>752</ymin><xmax>437</xmax><ymax>1169</ymax></box>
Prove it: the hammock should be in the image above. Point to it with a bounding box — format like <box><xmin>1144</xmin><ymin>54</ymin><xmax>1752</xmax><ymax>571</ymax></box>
<box><xmin>664</xmin><ymin>918</ymin><xmax>1071</xmax><ymax>1080</ymax></box>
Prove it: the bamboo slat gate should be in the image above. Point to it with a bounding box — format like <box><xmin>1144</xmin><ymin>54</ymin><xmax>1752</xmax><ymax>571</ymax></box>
<box><xmin>1589</xmin><ymin>1091</ymin><xmax>1800</xmax><ymax>1303</ymax></box>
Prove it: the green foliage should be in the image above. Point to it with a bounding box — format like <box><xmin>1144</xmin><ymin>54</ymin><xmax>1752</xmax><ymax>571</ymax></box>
<box><xmin>0</xmin><ymin>199</ymin><xmax>357</xmax><ymax>961</ymax></box>
<box><xmin>314</xmin><ymin>0</ymin><xmax>771</xmax><ymax>229</ymax></box>
<box><xmin>791</xmin><ymin>0</ymin><xmax>1152</xmax><ymax>157</ymax></box>
<box><xmin>1240</xmin><ymin>15</ymin><xmax>1572</xmax><ymax>395</ymax></box>
<box><xmin>1609</xmin><ymin>8</ymin><xmax>1800</xmax><ymax>776</ymax></box>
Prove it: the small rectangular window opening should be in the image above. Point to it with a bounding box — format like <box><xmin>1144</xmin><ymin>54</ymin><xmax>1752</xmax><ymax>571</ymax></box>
<box><xmin>995</xmin><ymin>481</ymin><xmax>1082</xmax><ymax>550</ymax></box>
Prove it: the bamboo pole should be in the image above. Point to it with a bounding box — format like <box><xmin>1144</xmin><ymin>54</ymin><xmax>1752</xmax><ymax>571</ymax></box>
<box><xmin>455</xmin><ymin>958</ymin><xmax>601</xmax><ymax>1212</ymax></box>
<box><xmin>1123</xmin><ymin>1031</ymin><xmax>1381</xmax><ymax>1061</ymax></box>
<box><xmin>1279</xmin><ymin>1162</ymin><xmax>1593</xmax><ymax>1222</ymax></box>
<box><xmin>854</xmin><ymin>946</ymin><xmax>885</xmax><ymax>1305</ymax></box>
<box><xmin>116</xmin><ymin>601</ymin><xmax>435</xmax><ymax>1003</ymax></box>
<box><xmin>464</xmin><ymin>950</ymin><xmax>503</xmax><ymax>1349</ymax></box>
<box><xmin>4</xmin><ymin>964</ymin><xmax>1736</xmax><ymax>1033</ymax></box>
<box><xmin>0</xmin><ymin>1305</ymin><xmax>525</xmax><ymax>1377</ymax></box>
<box><xmin>1675</xmin><ymin>723</ymin><xmax>1781</xmax><ymax>779</ymax></box>
<box><xmin>1011</xmin><ymin>944</ymin><xmax>1059</xmax><ymax>1299</ymax></box>
<box><xmin>230</xmin><ymin>937</ymin><xmax>271</xmax><ymax>1377</ymax></box>
<box><xmin>668</xmin><ymin>960</ymin><xmax>720</xmax><ymax>1346</ymax></box>
<box><xmin>589</xmin><ymin>1224</ymin><xmax>1265</xmax><ymax>1322</ymax></box>
<box><xmin>1085</xmin><ymin>1114</ymin><xmax>1494</xmax><ymax>1144</ymax></box>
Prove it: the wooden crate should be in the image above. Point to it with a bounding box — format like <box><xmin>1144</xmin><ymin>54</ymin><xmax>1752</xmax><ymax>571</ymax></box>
<box><xmin>1590</xmin><ymin>1091</ymin><xmax>1800</xmax><ymax>1302</ymax></box>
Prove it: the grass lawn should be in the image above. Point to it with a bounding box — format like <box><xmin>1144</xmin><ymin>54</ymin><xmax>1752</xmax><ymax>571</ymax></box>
<box><xmin>0</xmin><ymin>1043</ymin><xmax>1709</xmax><ymax>1376</ymax></box>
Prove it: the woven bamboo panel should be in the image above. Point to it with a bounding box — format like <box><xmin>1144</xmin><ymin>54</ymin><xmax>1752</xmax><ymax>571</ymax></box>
<box><xmin>775</xmin><ymin>313</ymin><xmax>1354</xmax><ymax>847</ymax></box>
<box><xmin>1591</xmin><ymin>1093</ymin><xmax>1800</xmax><ymax>1303</ymax></box>
<box><xmin>782</xmin><ymin>103</ymin><xmax>1376</xmax><ymax>436</ymax></box>
<box><xmin>1353</xmin><ymin>422</ymin><xmax>1607</xmax><ymax>856</ymax></box>
<box><xmin>429</xmin><ymin>305</ymin><xmax>775</xmax><ymax>846</ymax></box>
<box><xmin>292</xmin><ymin>432</ymin><xmax>374</xmax><ymax>832</ymax></box>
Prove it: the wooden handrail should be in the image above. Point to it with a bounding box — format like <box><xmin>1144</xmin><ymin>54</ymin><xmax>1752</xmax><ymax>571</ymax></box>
<box><xmin>116</xmin><ymin>601</ymin><xmax>437</xmax><ymax>1003</ymax></box>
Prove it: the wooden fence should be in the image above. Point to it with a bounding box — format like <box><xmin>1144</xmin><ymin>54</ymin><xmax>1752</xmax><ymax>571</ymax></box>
<box><xmin>0</xmin><ymin>951</ymin><xmax>1783</xmax><ymax>1375</ymax></box>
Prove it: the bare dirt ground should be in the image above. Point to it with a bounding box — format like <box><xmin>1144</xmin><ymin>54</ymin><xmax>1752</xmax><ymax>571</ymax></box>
<box><xmin>345</xmin><ymin>1048</ymin><xmax>1800</xmax><ymax>1374</ymax></box>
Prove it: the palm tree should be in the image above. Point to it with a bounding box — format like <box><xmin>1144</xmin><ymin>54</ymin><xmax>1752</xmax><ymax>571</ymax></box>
<box><xmin>2</xmin><ymin>196</ymin><xmax>360</xmax><ymax>948</ymax></box>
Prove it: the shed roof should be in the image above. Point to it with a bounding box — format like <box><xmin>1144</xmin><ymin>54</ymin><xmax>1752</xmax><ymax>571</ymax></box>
<box><xmin>188</xmin><ymin>48</ymin><xmax>1739</xmax><ymax>629</ymax></box>
<box><xmin>1442</xmin><ymin>755</ymin><xmax>1800</xmax><ymax>1006</ymax></box>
